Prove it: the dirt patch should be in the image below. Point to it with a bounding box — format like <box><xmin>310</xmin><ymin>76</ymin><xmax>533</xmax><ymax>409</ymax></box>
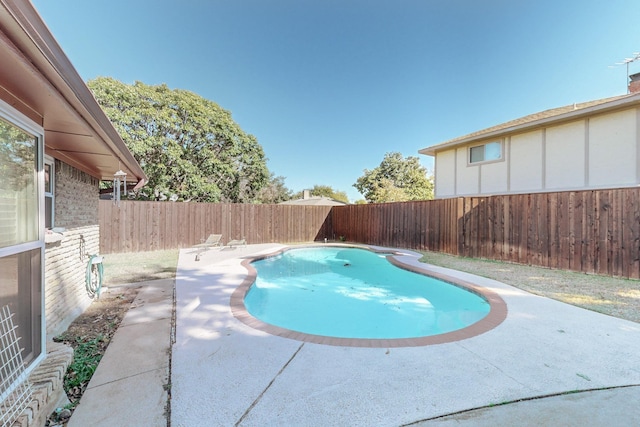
<box><xmin>57</xmin><ymin>286</ymin><xmax>139</xmax><ymax>341</ymax></box>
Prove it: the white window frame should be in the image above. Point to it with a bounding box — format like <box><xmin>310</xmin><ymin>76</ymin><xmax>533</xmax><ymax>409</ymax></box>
<box><xmin>0</xmin><ymin>98</ymin><xmax>46</xmax><ymax>380</ymax></box>
<box><xmin>44</xmin><ymin>156</ymin><xmax>55</xmax><ymax>229</ymax></box>
<box><xmin>468</xmin><ymin>140</ymin><xmax>504</xmax><ymax>165</ymax></box>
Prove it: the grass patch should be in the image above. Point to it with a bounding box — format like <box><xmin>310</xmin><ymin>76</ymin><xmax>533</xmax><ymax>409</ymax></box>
<box><xmin>418</xmin><ymin>250</ymin><xmax>640</xmax><ymax>323</ymax></box>
<box><xmin>102</xmin><ymin>249</ymin><xmax>179</xmax><ymax>285</ymax></box>
<box><xmin>61</xmin><ymin>335</ymin><xmax>106</xmax><ymax>397</ymax></box>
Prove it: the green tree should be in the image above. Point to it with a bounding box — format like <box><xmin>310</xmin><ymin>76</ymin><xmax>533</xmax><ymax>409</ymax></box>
<box><xmin>0</xmin><ymin>120</ymin><xmax>36</xmax><ymax>190</ymax></box>
<box><xmin>254</xmin><ymin>173</ymin><xmax>292</xmax><ymax>204</ymax></box>
<box><xmin>354</xmin><ymin>152</ymin><xmax>434</xmax><ymax>203</ymax></box>
<box><xmin>293</xmin><ymin>185</ymin><xmax>349</xmax><ymax>203</ymax></box>
<box><xmin>88</xmin><ymin>77</ymin><xmax>268</xmax><ymax>202</ymax></box>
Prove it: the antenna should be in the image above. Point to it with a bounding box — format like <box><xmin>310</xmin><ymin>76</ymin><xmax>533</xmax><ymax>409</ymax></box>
<box><xmin>612</xmin><ymin>52</ymin><xmax>640</xmax><ymax>93</ymax></box>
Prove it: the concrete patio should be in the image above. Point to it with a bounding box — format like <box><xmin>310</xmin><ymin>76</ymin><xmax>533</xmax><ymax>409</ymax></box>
<box><xmin>171</xmin><ymin>243</ymin><xmax>640</xmax><ymax>426</ymax></box>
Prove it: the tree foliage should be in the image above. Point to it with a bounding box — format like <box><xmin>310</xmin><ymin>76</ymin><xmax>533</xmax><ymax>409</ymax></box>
<box><xmin>353</xmin><ymin>152</ymin><xmax>434</xmax><ymax>203</ymax></box>
<box><xmin>254</xmin><ymin>173</ymin><xmax>292</xmax><ymax>204</ymax></box>
<box><xmin>88</xmin><ymin>77</ymin><xmax>269</xmax><ymax>202</ymax></box>
<box><xmin>293</xmin><ymin>185</ymin><xmax>349</xmax><ymax>203</ymax></box>
<box><xmin>0</xmin><ymin>119</ymin><xmax>36</xmax><ymax>191</ymax></box>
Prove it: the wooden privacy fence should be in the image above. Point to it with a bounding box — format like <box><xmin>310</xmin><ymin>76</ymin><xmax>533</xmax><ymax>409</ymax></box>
<box><xmin>100</xmin><ymin>187</ymin><xmax>640</xmax><ymax>278</ymax></box>
<box><xmin>330</xmin><ymin>199</ymin><xmax>461</xmax><ymax>255</ymax></box>
<box><xmin>331</xmin><ymin>187</ymin><xmax>640</xmax><ymax>279</ymax></box>
<box><xmin>99</xmin><ymin>200</ymin><xmax>333</xmax><ymax>254</ymax></box>
<box><xmin>457</xmin><ymin>189</ymin><xmax>640</xmax><ymax>278</ymax></box>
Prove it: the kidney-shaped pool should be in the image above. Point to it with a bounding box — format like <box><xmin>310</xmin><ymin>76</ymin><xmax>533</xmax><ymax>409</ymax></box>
<box><xmin>231</xmin><ymin>246</ymin><xmax>507</xmax><ymax>347</ymax></box>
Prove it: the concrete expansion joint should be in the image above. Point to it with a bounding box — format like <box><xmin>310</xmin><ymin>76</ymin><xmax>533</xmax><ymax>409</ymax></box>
<box><xmin>86</xmin><ymin>366</ymin><xmax>169</xmax><ymax>391</ymax></box>
<box><xmin>400</xmin><ymin>384</ymin><xmax>640</xmax><ymax>426</ymax></box>
<box><xmin>120</xmin><ymin>316</ymin><xmax>172</xmax><ymax>327</ymax></box>
<box><xmin>234</xmin><ymin>343</ymin><xmax>305</xmax><ymax>426</ymax></box>
<box><xmin>457</xmin><ymin>341</ymin><xmax>528</xmax><ymax>387</ymax></box>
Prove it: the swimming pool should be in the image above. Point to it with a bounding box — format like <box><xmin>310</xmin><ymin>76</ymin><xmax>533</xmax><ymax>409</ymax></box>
<box><xmin>231</xmin><ymin>246</ymin><xmax>507</xmax><ymax>347</ymax></box>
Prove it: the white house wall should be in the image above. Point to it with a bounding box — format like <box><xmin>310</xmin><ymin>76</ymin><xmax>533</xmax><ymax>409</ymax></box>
<box><xmin>434</xmin><ymin>149</ymin><xmax>456</xmax><ymax>196</ymax></box>
<box><xmin>546</xmin><ymin>121</ymin><xmax>586</xmax><ymax>190</ymax></box>
<box><xmin>455</xmin><ymin>146</ymin><xmax>480</xmax><ymax>195</ymax></box>
<box><xmin>480</xmin><ymin>153</ymin><xmax>508</xmax><ymax>194</ymax></box>
<box><xmin>510</xmin><ymin>130</ymin><xmax>544</xmax><ymax>192</ymax></box>
<box><xmin>433</xmin><ymin>107</ymin><xmax>640</xmax><ymax>198</ymax></box>
<box><xmin>588</xmin><ymin>109</ymin><xmax>636</xmax><ymax>186</ymax></box>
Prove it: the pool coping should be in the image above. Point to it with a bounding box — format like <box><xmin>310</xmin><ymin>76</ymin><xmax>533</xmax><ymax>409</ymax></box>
<box><xmin>229</xmin><ymin>244</ymin><xmax>508</xmax><ymax>348</ymax></box>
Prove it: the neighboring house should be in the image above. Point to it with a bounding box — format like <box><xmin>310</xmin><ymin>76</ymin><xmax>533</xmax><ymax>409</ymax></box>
<box><xmin>279</xmin><ymin>190</ymin><xmax>348</xmax><ymax>206</ymax></box>
<box><xmin>0</xmin><ymin>1</ymin><xmax>145</xmax><ymax>424</ymax></box>
<box><xmin>420</xmin><ymin>77</ymin><xmax>640</xmax><ymax>199</ymax></box>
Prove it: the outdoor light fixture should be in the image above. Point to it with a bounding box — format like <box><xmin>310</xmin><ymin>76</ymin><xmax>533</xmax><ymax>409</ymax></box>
<box><xmin>113</xmin><ymin>169</ymin><xmax>127</xmax><ymax>206</ymax></box>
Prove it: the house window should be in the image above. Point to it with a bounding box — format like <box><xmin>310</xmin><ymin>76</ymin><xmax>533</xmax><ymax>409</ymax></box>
<box><xmin>44</xmin><ymin>157</ymin><xmax>54</xmax><ymax>229</ymax></box>
<box><xmin>469</xmin><ymin>141</ymin><xmax>502</xmax><ymax>164</ymax></box>
<box><xmin>0</xmin><ymin>104</ymin><xmax>44</xmax><ymax>372</ymax></box>
<box><xmin>0</xmin><ymin>249</ymin><xmax>42</xmax><ymax>364</ymax></box>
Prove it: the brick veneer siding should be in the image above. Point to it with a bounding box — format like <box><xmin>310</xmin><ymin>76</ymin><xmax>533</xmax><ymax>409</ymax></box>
<box><xmin>53</xmin><ymin>160</ymin><xmax>99</xmax><ymax>228</ymax></box>
<box><xmin>44</xmin><ymin>161</ymin><xmax>101</xmax><ymax>338</ymax></box>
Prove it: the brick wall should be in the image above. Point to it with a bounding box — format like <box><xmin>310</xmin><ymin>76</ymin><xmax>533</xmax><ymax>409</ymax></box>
<box><xmin>53</xmin><ymin>160</ymin><xmax>99</xmax><ymax>228</ymax></box>
<box><xmin>44</xmin><ymin>161</ymin><xmax>100</xmax><ymax>337</ymax></box>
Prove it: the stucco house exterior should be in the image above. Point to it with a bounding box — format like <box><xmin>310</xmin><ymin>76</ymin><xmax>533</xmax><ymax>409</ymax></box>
<box><xmin>420</xmin><ymin>78</ymin><xmax>640</xmax><ymax>199</ymax></box>
<box><xmin>0</xmin><ymin>1</ymin><xmax>146</xmax><ymax>425</ymax></box>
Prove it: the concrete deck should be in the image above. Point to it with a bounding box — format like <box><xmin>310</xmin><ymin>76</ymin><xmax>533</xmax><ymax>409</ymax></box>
<box><xmin>171</xmin><ymin>244</ymin><xmax>640</xmax><ymax>426</ymax></box>
<box><xmin>63</xmin><ymin>244</ymin><xmax>640</xmax><ymax>426</ymax></box>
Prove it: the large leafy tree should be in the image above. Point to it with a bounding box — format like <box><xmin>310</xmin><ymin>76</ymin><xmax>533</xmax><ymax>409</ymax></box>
<box><xmin>0</xmin><ymin>120</ymin><xmax>35</xmax><ymax>190</ymax></box>
<box><xmin>354</xmin><ymin>152</ymin><xmax>434</xmax><ymax>203</ymax></box>
<box><xmin>293</xmin><ymin>185</ymin><xmax>349</xmax><ymax>203</ymax></box>
<box><xmin>254</xmin><ymin>173</ymin><xmax>292</xmax><ymax>204</ymax></box>
<box><xmin>88</xmin><ymin>77</ymin><xmax>268</xmax><ymax>202</ymax></box>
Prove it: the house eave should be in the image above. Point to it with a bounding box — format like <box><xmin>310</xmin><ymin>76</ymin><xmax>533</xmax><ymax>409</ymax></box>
<box><xmin>419</xmin><ymin>93</ymin><xmax>640</xmax><ymax>157</ymax></box>
<box><xmin>0</xmin><ymin>0</ymin><xmax>147</xmax><ymax>185</ymax></box>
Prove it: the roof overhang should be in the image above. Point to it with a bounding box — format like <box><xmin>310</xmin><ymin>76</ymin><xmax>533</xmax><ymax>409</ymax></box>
<box><xmin>0</xmin><ymin>0</ymin><xmax>146</xmax><ymax>185</ymax></box>
<box><xmin>419</xmin><ymin>93</ymin><xmax>640</xmax><ymax>157</ymax></box>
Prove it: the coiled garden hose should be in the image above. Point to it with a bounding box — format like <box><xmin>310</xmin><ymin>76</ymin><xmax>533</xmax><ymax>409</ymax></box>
<box><xmin>86</xmin><ymin>254</ymin><xmax>104</xmax><ymax>298</ymax></box>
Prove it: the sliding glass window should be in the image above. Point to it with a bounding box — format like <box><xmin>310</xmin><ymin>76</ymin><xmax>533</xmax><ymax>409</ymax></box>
<box><xmin>0</xmin><ymin>112</ymin><xmax>43</xmax><ymax>366</ymax></box>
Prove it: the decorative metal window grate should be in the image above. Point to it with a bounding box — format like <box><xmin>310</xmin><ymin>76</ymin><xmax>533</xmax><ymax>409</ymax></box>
<box><xmin>0</xmin><ymin>305</ymin><xmax>32</xmax><ymax>427</ymax></box>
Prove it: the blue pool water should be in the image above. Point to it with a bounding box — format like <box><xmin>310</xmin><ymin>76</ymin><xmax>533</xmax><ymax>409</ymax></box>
<box><xmin>244</xmin><ymin>247</ymin><xmax>490</xmax><ymax>339</ymax></box>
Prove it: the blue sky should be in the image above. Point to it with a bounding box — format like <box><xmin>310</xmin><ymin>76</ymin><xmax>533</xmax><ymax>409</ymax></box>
<box><xmin>32</xmin><ymin>0</ymin><xmax>640</xmax><ymax>202</ymax></box>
